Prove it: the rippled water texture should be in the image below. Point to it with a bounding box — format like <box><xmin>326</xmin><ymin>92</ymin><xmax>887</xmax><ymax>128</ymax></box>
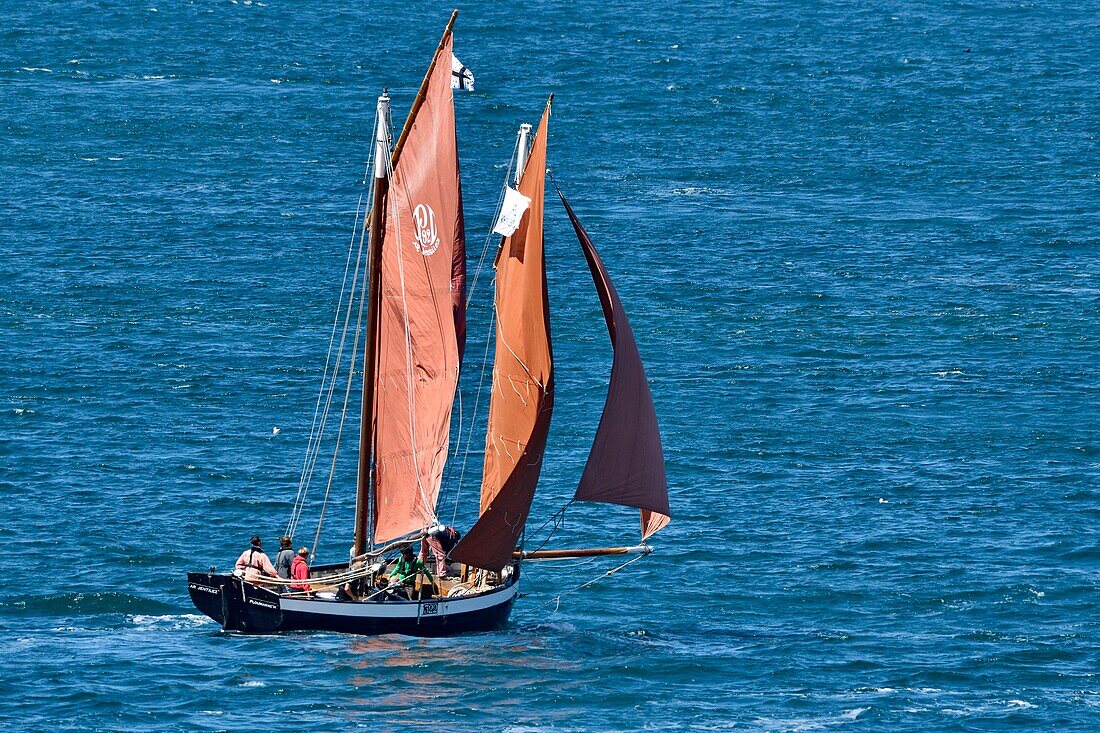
<box><xmin>2</xmin><ymin>1</ymin><xmax>1098</xmax><ymax>730</ymax></box>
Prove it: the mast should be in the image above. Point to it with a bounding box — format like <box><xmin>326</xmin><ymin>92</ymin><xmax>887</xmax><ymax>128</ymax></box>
<box><xmin>514</xmin><ymin>123</ymin><xmax>532</xmax><ymax>186</ymax></box>
<box><xmin>353</xmin><ymin>92</ymin><xmax>392</xmax><ymax>558</ymax></box>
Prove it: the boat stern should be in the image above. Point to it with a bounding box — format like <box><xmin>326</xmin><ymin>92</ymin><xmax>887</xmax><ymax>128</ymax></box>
<box><xmin>187</xmin><ymin>571</ymin><xmax>230</xmax><ymax>627</ymax></box>
<box><xmin>187</xmin><ymin>572</ymin><xmax>284</xmax><ymax>633</ymax></box>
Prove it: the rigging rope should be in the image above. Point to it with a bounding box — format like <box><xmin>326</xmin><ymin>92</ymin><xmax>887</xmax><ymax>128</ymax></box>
<box><xmin>289</xmin><ymin>180</ymin><xmax>372</xmax><ymax>540</ymax></box>
<box><xmin>442</xmin><ymin>137</ymin><xmax>521</xmax><ymax>523</ymax></box>
<box><xmin>302</xmin><ymin>104</ymin><xmax>389</xmax><ymax>559</ymax></box>
<box><xmin>536</xmin><ymin>552</ymin><xmax>650</xmax><ymax>615</ymax></box>
<box><xmin>525</xmin><ymin>500</ymin><xmax>573</xmax><ymax>555</ymax></box>
<box><xmin>286</xmin><ymin>171</ymin><xmax>369</xmax><ymax>539</ymax></box>
<box><xmin>309</xmin><ymin>213</ymin><xmax>370</xmax><ymax>562</ymax></box>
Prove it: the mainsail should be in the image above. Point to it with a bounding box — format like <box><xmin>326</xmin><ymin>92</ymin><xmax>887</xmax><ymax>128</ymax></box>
<box><xmin>559</xmin><ymin>190</ymin><xmax>670</xmax><ymax>539</ymax></box>
<box><xmin>371</xmin><ymin>31</ymin><xmax>467</xmax><ymax>544</ymax></box>
<box><xmin>451</xmin><ymin>100</ymin><xmax>554</xmax><ymax>571</ymax></box>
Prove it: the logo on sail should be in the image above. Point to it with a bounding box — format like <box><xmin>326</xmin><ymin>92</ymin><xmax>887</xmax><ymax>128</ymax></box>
<box><xmin>411</xmin><ymin>203</ymin><xmax>440</xmax><ymax>256</ymax></box>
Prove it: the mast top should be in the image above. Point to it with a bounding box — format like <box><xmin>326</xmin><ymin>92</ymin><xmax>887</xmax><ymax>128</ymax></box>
<box><xmin>515</xmin><ymin>124</ymin><xmax>533</xmax><ymax>186</ymax></box>
<box><xmin>373</xmin><ymin>93</ymin><xmax>392</xmax><ymax>180</ymax></box>
<box><xmin>390</xmin><ymin>10</ymin><xmax>459</xmax><ymax>169</ymax></box>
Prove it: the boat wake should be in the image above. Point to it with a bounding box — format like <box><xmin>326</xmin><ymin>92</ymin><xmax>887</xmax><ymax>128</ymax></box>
<box><xmin>128</xmin><ymin>613</ymin><xmax>214</xmax><ymax>631</ymax></box>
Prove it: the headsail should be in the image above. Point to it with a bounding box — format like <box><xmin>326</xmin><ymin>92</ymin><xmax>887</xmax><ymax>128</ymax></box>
<box><xmin>558</xmin><ymin>190</ymin><xmax>670</xmax><ymax>540</ymax></box>
<box><xmin>451</xmin><ymin>100</ymin><xmax>554</xmax><ymax>571</ymax></box>
<box><xmin>372</xmin><ymin>30</ymin><xmax>467</xmax><ymax>544</ymax></box>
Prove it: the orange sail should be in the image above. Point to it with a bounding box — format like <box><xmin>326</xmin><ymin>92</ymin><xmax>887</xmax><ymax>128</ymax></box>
<box><xmin>558</xmin><ymin>190</ymin><xmax>670</xmax><ymax>540</ymax></box>
<box><xmin>372</xmin><ymin>32</ymin><xmax>466</xmax><ymax>543</ymax></box>
<box><xmin>451</xmin><ymin>100</ymin><xmax>554</xmax><ymax>571</ymax></box>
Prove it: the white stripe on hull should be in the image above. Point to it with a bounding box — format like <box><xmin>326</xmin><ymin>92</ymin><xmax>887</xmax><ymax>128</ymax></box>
<box><xmin>279</xmin><ymin>584</ymin><xmax>517</xmax><ymax>619</ymax></box>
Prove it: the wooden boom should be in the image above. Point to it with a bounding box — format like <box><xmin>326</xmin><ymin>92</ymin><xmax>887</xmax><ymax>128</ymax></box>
<box><xmin>514</xmin><ymin>545</ymin><xmax>652</xmax><ymax>561</ymax></box>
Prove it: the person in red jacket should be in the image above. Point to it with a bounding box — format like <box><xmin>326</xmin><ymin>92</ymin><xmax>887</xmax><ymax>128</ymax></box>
<box><xmin>289</xmin><ymin>547</ymin><xmax>312</xmax><ymax>594</ymax></box>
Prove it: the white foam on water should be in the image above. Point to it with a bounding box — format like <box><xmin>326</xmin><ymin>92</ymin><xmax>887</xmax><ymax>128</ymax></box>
<box><xmin>240</xmin><ymin>680</ymin><xmax>266</xmax><ymax>687</ymax></box>
<box><xmin>21</xmin><ymin>67</ymin><xmax>52</xmax><ymax>72</ymax></box>
<box><xmin>753</xmin><ymin>707</ymin><xmax>872</xmax><ymax>732</ymax></box>
<box><xmin>129</xmin><ymin>613</ymin><xmax>213</xmax><ymax>630</ymax></box>
<box><xmin>944</xmin><ymin>699</ymin><xmax>1037</xmax><ymax>717</ymax></box>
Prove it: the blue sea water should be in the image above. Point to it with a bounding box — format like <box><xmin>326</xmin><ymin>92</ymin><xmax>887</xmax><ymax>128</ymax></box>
<box><xmin>2</xmin><ymin>0</ymin><xmax>1098</xmax><ymax>730</ymax></box>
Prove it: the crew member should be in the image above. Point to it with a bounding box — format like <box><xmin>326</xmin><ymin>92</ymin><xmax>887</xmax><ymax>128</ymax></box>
<box><xmin>289</xmin><ymin>547</ymin><xmax>312</xmax><ymax>594</ymax></box>
<box><xmin>234</xmin><ymin>535</ymin><xmax>277</xmax><ymax>582</ymax></box>
<box><xmin>420</xmin><ymin>525</ymin><xmax>461</xmax><ymax>578</ymax></box>
<box><xmin>390</xmin><ymin>545</ymin><xmax>434</xmax><ymax>598</ymax></box>
<box><xmin>273</xmin><ymin>536</ymin><xmax>295</xmax><ymax>579</ymax></box>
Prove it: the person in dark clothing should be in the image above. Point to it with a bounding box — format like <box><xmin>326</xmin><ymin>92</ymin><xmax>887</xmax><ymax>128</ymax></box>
<box><xmin>419</xmin><ymin>525</ymin><xmax>461</xmax><ymax>578</ymax></box>
<box><xmin>273</xmin><ymin>536</ymin><xmax>295</xmax><ymax>580</ymax></box>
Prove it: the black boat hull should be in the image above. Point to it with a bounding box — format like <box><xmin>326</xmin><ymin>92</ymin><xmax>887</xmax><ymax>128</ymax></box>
<box><xmin>187</xmin><ymin>569</ymin><xmax>518</xmax><ymax>637</ymax></box>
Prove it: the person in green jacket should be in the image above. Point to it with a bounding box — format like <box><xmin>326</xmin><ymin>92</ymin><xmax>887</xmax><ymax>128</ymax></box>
<box><xmin>389</xmin><ymin>545</ymin><xmax>433</xmax><ymax>598</ymax></box>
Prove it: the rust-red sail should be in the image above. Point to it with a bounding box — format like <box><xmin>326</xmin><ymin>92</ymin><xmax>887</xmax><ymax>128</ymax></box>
<box><xmin>558</xmin><ymin>190</ymin><xmax>670</xmax><ymax>540</ymax></box>
<box><xmin>372</xmin><ymin>32</ymin><xmax>466</xmax><ymax>543</ymax></box>
<box><xmin>451</xmin><ymin>101</ymin><xmax>554</xmax><ymax>571</ymax></box>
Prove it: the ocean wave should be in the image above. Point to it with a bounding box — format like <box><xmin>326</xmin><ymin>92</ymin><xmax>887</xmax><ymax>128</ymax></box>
<box><xmin>0</xmin><ymin>592</ymin><xmax>179</xmax><ymax>617</ymax></box>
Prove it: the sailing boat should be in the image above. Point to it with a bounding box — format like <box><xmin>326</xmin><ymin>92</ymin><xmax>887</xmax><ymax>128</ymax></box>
<box><xmin>187</xmin><ymin>11</ymin><xmax>670</xmax><ymax>636</ymax></box>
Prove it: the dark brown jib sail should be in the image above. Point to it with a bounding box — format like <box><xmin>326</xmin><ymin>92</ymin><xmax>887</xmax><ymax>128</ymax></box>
<box><xmin>450</xmin><ymin>100</ymin><xmax>554</xmax><ymax>572</ymax></box>
<box><xmin>558</xmin><ymin>189</ymin><xmax>671</xmax><ymax>540</ymax></box>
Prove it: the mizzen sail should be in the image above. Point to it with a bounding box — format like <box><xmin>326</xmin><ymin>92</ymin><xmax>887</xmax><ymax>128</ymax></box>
<box><xmin>451</xmin><ymin>100</ymin><xmax>554</xmax><ymax>571</ymax></box>
<box><xmin>372</xmin><ymin>31</ymin><xmax>466</xmax><ymax>543</ymax></box>
<box><xmin>558</xmin><ymin>190</ymin><xmax>670</xmax><ymax>540</ymax></box>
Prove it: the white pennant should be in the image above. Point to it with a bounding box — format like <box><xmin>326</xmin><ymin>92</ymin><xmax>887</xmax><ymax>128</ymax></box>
<box><xmin>492</xmin><ymin>186</ymin><xmax>531</xmax><ymax>236</ymax></box>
